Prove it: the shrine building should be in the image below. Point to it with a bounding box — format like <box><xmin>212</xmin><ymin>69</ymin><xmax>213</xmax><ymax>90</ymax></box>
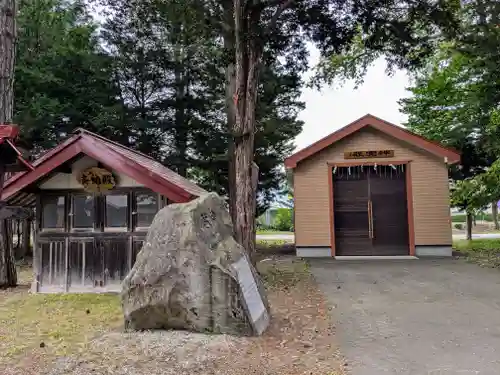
<box><xmin>1</xmin><ymin>128</ymin><xmax>207</xmax><ymax>293</ymax></box>
<box><xmin>285</xmin><ymin>114</ymin><xmax>461</xmax><ymax>258</ymax></box>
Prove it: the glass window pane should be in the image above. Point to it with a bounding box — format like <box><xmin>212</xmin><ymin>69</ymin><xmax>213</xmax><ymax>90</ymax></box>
<box><xmin>42</xmin><ymin>196</ymin><xmax>65</xmax><ymax>228</ymax></box>
<box><xmin>73</xmin><ymin>195</ymin><xmax>94</xmax><ymax>228</ymax></box>
<box><xmin>136</xmin><ymin>193</ymin><xmax>158</xmax><ymax>228</ymax></box>
<box><xmin>105</xmin><ymin>195</ymin><xmax>128</xmax><ymax>228</ymax></box>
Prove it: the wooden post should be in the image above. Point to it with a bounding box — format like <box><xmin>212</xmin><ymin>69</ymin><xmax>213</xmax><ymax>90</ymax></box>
<box><xmin>82</xmin><ymin>242</ymin><xmax>86</xmax><ymax>286</ymax></box>
<box><xmin>32</xmin><ymin>196</ymin><xmax>40</xmax><ymax>293</ymax></box>
<box><xmin>64</xmin><ymin>237</ymin><xmax>69</xmax><ymax>292</ymax></box>
<box><xmin>21</xmin><ymin>218</ymin><xmax>31</xmax><ymax>257</ymax></box>
<box><xmin>127</xmin><ymin>236</ymin><xmax>133</xmax><ymax>271</ymax></box>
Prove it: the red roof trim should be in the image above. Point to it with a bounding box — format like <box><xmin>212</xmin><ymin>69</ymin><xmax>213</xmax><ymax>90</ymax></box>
<box><xmin>0</xmin><ymin>125</ymin><xmax>34</xmax><ymax>172</ymax></box>
<box><xmin>79</xmin><ymin>136</ymin><xmax>193</xmax><ymax>202</ymax></box>
<box><xmin>3</xmin><ymin>134</ymin><xmax>81</xmax><ymax>188</ymax></box>
<box><xmin>0</xmin><ymin>125</ymin><xmax>19</xmax><ymax>139</ymax></box>
<box><xmin>1</xmin><ymin>130</ymin><xmax>205</xmax><ymax>203</ymax></box>
<box><xmin>284</xmin><ymin>114</ymin><xmax>461</xmax><ymax>168</ymax></box>
<box><xmin>2</xmin><ymin>141</ymin><xmax>83</xmax><ymax>200</ymax></box>
<box><xmin>5</xmin><ymin>139</ymin><xmax>35</xmax><ymax>171</ymax></box>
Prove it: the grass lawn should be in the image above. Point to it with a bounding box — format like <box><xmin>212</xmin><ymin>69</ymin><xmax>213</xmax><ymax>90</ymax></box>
<box><xmin>256</xmin><ymin>239</ymin><xmax>294</xmax><ymax>248</ymax></box>
<box><xmin>453</xmin><ymin>238</ymin><xmax>500</xmax><ymax>268</ymax></box>
<box><xmin>256</xmin><ymin>230</ymin><xmax>294</xmax><ymax>235</ymax></box>
<box><xmin>0</xmin><ymin>266</ymin><xmax>122</xmax><ymax>373</ymax></box>
<box><xmin>1</xmin><ymin>258</ymin><xmax>344</xmax><ymax>375</ymax></box>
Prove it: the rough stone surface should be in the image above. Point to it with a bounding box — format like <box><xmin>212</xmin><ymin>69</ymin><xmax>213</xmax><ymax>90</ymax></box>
<box><xmin>121</xmin><ymin>192</ymin><xmax>269</xmax><ymax>336</ymax></box>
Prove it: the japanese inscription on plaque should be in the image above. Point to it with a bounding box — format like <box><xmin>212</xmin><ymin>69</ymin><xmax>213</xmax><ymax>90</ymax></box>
<box><xmin>78</xmin><ymin>167</ymin><xmax>116</xmax><ymax>193</ymax></box>
<box><xmin>344</xmin><ymin>150</ymin><xmax>395</xmax><ymax>159</ymax></box>
<box><xmin>231</xmin><ymin>255</ymin><xmax>270</xmax><ymax>335</ymax></box>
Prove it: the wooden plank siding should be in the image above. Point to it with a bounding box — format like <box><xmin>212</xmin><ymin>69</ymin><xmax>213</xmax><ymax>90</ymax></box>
<box><xmin>294</xmin><ymin>127</ymin><xmax>452</xmax><ymax>248</ymax></box>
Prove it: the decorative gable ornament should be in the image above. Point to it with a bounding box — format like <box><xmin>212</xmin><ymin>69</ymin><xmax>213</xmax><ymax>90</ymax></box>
<box><xmin>78</xmin><ymin>167</ymin><xmax>116</xmax><ymax>194</ymax></box>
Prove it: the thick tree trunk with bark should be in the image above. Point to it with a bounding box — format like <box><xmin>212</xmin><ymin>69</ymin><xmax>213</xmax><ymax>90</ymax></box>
<box><xmin>222</xmin><ymin>0</ymin><xmax>290</xmax><ymax>260</ymax></box>
<box><xmin>0</xmin><ymin>0</ymin><xmax>15</xmax><ymax>121</ymax></box>
<box><xmin>227</xmin><ymin>0</ymin><xmax>263</xmax><ymax>259</ymax></box>
<box><xmin>0</xmin><ymin>0</ymin><xmax>18</xmax><ymax>287</ymax></box>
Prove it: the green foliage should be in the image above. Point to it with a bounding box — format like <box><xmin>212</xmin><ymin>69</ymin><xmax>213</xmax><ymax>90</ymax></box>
<box><xmin>454</xmin><ymin>223</ymin><xmax>463</xmax><ymax>230</ymax></box>
<box><xmin>311</xmin><ymin>1</ymin><xmax>460</xmax><ymax>87</ymax></box>
<box><xmin>13</xmin><ymin>0</ymin><xmax>466</xmax><ymax>219</ymax></box>
<box><xmin>451</xmin><ymin>214</ymin><xmax>493</xmax><ymax>223</ymax></box>
<box><xmin>400</xmin><ymin>42</ymin><xmax>494</xmax><ymax>182</ymax></box>
<box><xmin>273</xmin><ymin>208</ymin><xmax>293</xmax><ymax>232</ymax></box>
<box><xmin>454</xmin><ymin>239</ymin><xmax>500</xmax><ymax>252</ymax></box>
<box><xmin>456</xmin><ymin>1</ymin><xmax>500</xmax><ymax>155</ymax></box>
<box><xmin>450</xmin><ymin>159</ymin><xmax>500</xmax><ymax>216</ymax></box>
<box><xmin>15</xmin><ymin>0</ymin><xmax>123</xmax><ymax>151</ymax></box>
<box><xmin>450</xmin><ymin>177</ymin><xmax>489</xmax><ymax>214</ymax></box>
<box><xmin>14</xmin><ymin>0</ymin><xmax>304</xmax><ymax>214</ymax></box>
<box><xmin>398</xmin><ymin>1</ymin><xmax>500</xmax><ymax>199</ymax></box>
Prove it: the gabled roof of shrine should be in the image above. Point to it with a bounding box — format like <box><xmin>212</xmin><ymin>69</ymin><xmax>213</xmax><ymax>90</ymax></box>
<box><xmin>284</xmin><ymin>114</ymin><xmax>461</xmax><ymax>168</ymax></box>
<box><xmin>2</xmin><ymin>128</ymin><xmax>207</xmax><ymax>206</ymax></box>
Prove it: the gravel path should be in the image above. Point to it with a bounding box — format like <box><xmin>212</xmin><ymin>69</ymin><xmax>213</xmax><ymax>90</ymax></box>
<box><xmin>48</xmin><ymin>331</ymin><xmax>247</xmax><ymax>375</ymax></box>
<box><xmin>311</xmin><ymin>259</ymin><xmax>500</xmax><ymax>375</ymax></box>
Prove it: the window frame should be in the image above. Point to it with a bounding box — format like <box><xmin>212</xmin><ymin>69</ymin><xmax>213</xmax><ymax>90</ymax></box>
<box><xmin>133</xmin><ymin>190</ymin><xmax>161</xmax><ymax>232</ymax></box>
<box><xmin>40</xmin><ymin>193</ymin><xmax>67</xmax><ymax>233</ymax></box>
<box><xmin>103</xmin><ymin>192</ymin><xmax>130</xmax><ymax>233</ymax></box>
<box><xmin>70</xmin><ymin>193</ymin><xmax>97</xmax><ymax>232</ymax></box>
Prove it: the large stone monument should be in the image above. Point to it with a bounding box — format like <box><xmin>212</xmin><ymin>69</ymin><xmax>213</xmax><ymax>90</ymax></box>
<box><xmin>121</xmin><ymin>193</ymin><xmax>270</xmax><ymax>336</ymax></box>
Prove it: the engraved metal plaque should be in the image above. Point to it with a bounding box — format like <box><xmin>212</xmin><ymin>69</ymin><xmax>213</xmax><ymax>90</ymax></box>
<box><xmin>231</xmin><ymin>255</ymin><xmax>270</xmax><ymax>335</ymax></box>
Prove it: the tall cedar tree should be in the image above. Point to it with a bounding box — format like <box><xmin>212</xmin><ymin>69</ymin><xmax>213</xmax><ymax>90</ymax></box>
<box><xmin>0</xmin><ymin>0</ymin><xmax>18</xmax><ymax>287</ymax></box>
<box><xmin>15</xmin><ymin>0</ymin><xmax>125</xmax><ymax>152</ymax></box>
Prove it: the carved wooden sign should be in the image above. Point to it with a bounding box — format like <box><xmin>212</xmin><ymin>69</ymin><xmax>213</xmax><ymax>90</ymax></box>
<box><xmin>344</xmin><ymin>150</ymin><xmax>395</xmax><ymax>159</ymax></box>
<box><xmin>78</xmin><ymin>167</ymin><xmax>116</xmax><ymax>194</ymax></box>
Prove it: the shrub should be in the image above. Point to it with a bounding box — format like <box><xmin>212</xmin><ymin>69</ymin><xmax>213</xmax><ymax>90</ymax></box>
<box><xmin>454</xmin><ymin>223</ymin><xmax>463</xmax><ymax>230</ymax></box>
<box><xmin>273</xmin><ymin>208</ymin><xmax>293</xmax><ymax>232</ymax></box>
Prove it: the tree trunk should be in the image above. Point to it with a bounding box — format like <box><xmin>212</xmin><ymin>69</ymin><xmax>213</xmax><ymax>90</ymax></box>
<box><xmin>222</xmin><ymin>5</ymin><xmax>237</xmax><ymax>222</ymax></box>
<box><xmin>492</xmin><ymin>202</ymin><xmax>499</xmax><ymax>230</ymax></box>
<box><xmin>0</xmin><ymin>0</ymin><xmax>15</xmax><ymax>121</ymax></box>
<box><xmin>0</xmin><ymin>0</ymin><xmax>18</xmax><ymax>287</ymax></box>
<box><xmin>466</xmin><ymin>212</ymin><xmax>473</xmax><ymax>241</ymax></box>
<box><xmin>228</xmin><ymin>0</ymin><xmax>263</xmax><ymax>259</ymax></box>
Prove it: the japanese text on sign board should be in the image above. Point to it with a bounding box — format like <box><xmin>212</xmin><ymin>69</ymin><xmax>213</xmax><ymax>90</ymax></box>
<box><xmin>78</xmin><ymin>167</ymin><xmax>116</xmax><ymax>193</ymax></box>
<box><xmin>344</xmin><ymin>150</ymin><xmax>395</xmax><ymax>159</ymax></box>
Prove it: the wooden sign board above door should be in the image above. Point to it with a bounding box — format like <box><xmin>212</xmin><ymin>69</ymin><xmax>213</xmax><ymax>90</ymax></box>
<box><xmin>78</xmin><ymin>167</ymin><xmax>116</xmax><ymax>194</ymax></box>
<box><xmin>344</xmin><ymin>150</ymin><xmax>395</xmax><ymax>159</ymax></box>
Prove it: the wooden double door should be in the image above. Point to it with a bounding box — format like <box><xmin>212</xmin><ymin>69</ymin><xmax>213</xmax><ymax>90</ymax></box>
<box><xmin>333</xmin><ymin>164</ymin><xmax>409</xmax><ymax>256</ymax></box>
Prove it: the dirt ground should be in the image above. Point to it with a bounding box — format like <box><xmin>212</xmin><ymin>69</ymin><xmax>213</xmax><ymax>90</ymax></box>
<box><xmin>1</xmin><ymin>257</ymin><xmax>344</xmax><ymax>375</ymax></box>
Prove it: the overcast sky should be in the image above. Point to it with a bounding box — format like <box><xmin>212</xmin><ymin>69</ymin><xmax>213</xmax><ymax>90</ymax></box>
<box><xmin>295</xmin><ymin>46</ymin><xmax>411</xmax><ymax>151</ymax></box>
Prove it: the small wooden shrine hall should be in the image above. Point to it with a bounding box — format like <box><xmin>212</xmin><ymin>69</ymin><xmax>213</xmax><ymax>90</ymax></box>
<box><xmin>1</xmin><ymin>129</ymin><xmax>207</xmax><ymax>293</ymax></box>
<box><xmin>285</xmin><ymin>114</ymin><xmax>461</xmax><ymax>258</ymax></box>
